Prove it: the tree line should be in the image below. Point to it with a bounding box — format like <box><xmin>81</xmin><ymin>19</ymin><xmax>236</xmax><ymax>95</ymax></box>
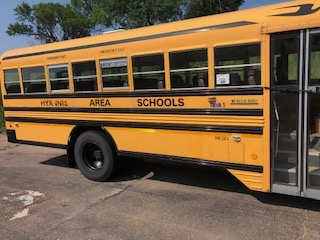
<box><xmin>7</xmin><ymin>0</ymin><xmax>244</xmax><ymax>43</ymax></box>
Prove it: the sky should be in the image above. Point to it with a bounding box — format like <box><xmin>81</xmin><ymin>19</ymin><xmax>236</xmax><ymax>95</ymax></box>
<box><xmin>0</xmin><ymin>0</ymin><xmax>288</xmax><ymax>55</ymax></box>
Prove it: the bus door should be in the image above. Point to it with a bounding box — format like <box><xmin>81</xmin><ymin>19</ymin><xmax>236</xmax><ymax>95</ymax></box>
<box><xmin>271</xmin><ymin>30</ymin><xmax>320</xmax><ymax>199</ymax></box>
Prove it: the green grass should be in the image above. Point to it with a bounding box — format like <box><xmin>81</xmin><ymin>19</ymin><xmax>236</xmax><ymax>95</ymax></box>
<box><xmin>0</xmin><ymin>87</ymin><xmax>4</xmax><ymax>131</ymax></box>
<box><xmin>0</xmin><ymin>106</ymin><xmax>4</xmax><ymax>132</ymax></box>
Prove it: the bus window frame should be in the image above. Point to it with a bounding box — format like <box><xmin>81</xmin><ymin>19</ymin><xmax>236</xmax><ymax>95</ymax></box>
<box><xmin>4</xmin><ymin>68</ymin><xmax>22</xmax><ymax>95</ymax></box>
<box><xmin>214</xmin><ymin>43</ymin><xmax>261</xmax><ymax>88</ymax></box>
<box><xmin>21</xmin><ymin>65</ymin><xmax>47</xmax><ymax>94</ymax></box>
<box><xmin>72</xmin><ymin>60</ymin><xmax>98</xmax><ymax>93</ymax></box>
<box><xmin>100</xmin><ymin>58</ymin><xmax>130</xmax><ymax>91</ymax></box>
<box><xmin>132</xmin><ymin>53</ymin><xmax>165</xmax><ymax>91</ymax></box>
<box><xmin>48</xmin><ymin>64</ymin><xmax>70</xmax><ymax>93</ymax></box>
<box><xmin>169</xmin><ymin>48</ymin><xmax>209</xmax><ymax>90</ymax></box>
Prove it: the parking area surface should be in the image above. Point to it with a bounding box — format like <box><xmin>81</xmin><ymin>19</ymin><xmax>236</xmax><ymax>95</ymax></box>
<box><xmin>0</xmin><ymin>132</ymin><xmax>320</xmax><ymax>240</ymax></box>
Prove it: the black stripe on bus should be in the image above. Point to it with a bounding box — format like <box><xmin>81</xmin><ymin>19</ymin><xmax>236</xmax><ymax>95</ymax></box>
<box><xmin>4</xmin><ymin>87</ymin><xmax>264</xmax><ymax>100</ymax></box>
<box><xmin>16</xmin><ymin>140</ymin><xmax>66</xmax><ymax>149</ymax></box>
<box><xmin>3</xmin><ymin>21</ymin><xmax>257</xmax><ymax>60</ymax></box>
<box><xmin>4</xmin><ymin>107</ymin><xmax>263</xmax><ymax>117</ymax></box>
<box><xmin>5</xmin><ymin>117</ymin><xmax>263</xmax><ymax>135</ymax></box>
<box><xmin>119</xmin><ymin>151</ymin><xmax>263</xmax><ymax>173</ymax></box>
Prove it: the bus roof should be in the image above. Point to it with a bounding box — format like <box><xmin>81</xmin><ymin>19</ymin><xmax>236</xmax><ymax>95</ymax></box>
<box><xmin>1</xmin><ymin>0</ymin><xmax>320</xmax><ymax>60</ymax></box>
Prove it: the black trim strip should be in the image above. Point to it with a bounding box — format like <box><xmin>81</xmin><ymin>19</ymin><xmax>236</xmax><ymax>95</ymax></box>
<box><xmin>15</xmin><ymin>140</ymin><xmax>66</xmax><ymax>149</ymax></box>
<box><xmin>5</xmin><ymin>107</ymin><xmax>263</xmax><ymax>117</ymax></box>
<box><xmin>6</xmin><ymin>130</ymin><xmax>17</xmax><ymax>143</ymax></box>
<box><xmin>3</xmin><ymin>21</ymin><xmax>257</xmax><ymax>60</ymax></box>
<box><xmin>119</xmin><ymin>151</ymin><xmax>263</xmax><ymax>173</ymax></box>
<box><xmin>5</xmin><ymin>117</ymin><xmax>263</xmax><ymax>134</ymax></box>
<box><xmin>4</xmin><ymin>87</ymin><xmax>264</xmax><ymax>100</ymax></box>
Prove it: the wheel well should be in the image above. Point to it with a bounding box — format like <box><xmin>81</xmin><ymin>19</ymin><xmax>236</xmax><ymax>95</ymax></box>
<box><xmin>67</xmin><ymin>126</ymin><xmax>118</xmax><ymax>166</ymax></box>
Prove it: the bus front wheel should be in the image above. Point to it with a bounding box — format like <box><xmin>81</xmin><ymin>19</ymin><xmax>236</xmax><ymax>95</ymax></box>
<box><xmin>74</xmin><ymin>130</ymin><xmax>114</xmax><ymax>181</ymax></box>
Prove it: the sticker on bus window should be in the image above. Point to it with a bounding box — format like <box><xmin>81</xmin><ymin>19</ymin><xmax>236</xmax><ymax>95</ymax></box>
<box><xmin>216</xmin><ymin>74</ymin><xmax>230</xmax><ymax>85</ymax></box>
<box><xmin>100</xmin><ymin>59</ymin><xmax>127</xmax><ymax>68</ymax></box>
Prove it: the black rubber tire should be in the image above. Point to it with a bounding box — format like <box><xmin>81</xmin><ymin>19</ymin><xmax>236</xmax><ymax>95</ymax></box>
<box><xmin>74</xmin><ymin>130</ymin><xmax>114</xmax><ymax>181</ymax></box>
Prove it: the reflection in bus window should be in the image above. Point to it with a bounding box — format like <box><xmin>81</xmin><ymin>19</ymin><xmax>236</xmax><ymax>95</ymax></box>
<box><xmin>4</xmin><ymin>69</ymin><xmax>21</xmax><ymax>94</ymax></box>
<box><xmin>215</xmin><ymin>44</ymin><xmax>261</xmax><ymax>87</ymax></box>
<box><xmin>48</xmin><ymin>64</ymin><xmax>70</xmax><ymax>91</ymax></box>
<box><xmin>273</xmin><ymin>37</ymin><xmax>299</xmax><ymax>86</ymax></box>
<box><xmin>22</xmin><ymin>66</ymin><xmax>46</xmax><ymax>93</ymax></box>
<box><xmin>132</xmin><ymin>54</ymin><xmax>165</xmax><ymax>90</ymax></box>
<box><xmin>310</xmin><ymin>34</ymin><xmax>320</xmax><ymax>85</ymax></box>
<box><xmin>100</xmin><ymin>58</ymin><xmax>128</xmax><ymax>89</ymax></box>
<box><xmin>170</xmin><ymin>49</ymin><xmax>208</xmax><ymax>89</ymax></box>
<box><xmin>73</xmin><ymin>61</ymin><xmax>97</xmax><ymax>92</ymax></box>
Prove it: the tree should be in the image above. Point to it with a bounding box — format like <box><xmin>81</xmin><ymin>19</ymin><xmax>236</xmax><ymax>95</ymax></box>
<box><xmin>70</xmin><ymin>0</ymin><xmax>106</xmax><ymax>33</ymax></box>
<box><xmin>91</xmin><ymin>0</ymin><xmax>184</xmax><ymax>30</ymax></box>
<box><xmin>7</xmin><ymin>1</ymin><xmax>93</xmax><ymax>43</ymax></box>
<box><xmin>90</xmin><ymin>0</ymin><xmax>244</xmax><ymax>30</ymax></box>
<box><xmin>7</xmin><ymin>0</ymin><xmax>244</xmax><ymax>43</ymax></box>
<box><xmin>184</xmin><ymin>0</ymin><xmax>244</xmax><ymax>19</ymax></box>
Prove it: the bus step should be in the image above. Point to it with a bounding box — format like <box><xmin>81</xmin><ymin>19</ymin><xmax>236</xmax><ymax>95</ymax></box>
<box><xmin>274</xmin><ymin>164</ymin><xmax>296</xmax><ymax>185</ymax></box>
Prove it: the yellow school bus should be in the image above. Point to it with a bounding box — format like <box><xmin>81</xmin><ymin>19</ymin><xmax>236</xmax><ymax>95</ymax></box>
<box><xmin>1</xmin><ymin>0</ymin><xmax>320</xmax><ymax>199</ymax></box>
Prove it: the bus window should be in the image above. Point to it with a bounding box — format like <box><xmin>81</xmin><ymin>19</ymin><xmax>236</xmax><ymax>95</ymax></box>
<box><xmin>4</xmin><ymin>69</ymin><xmax>21</xmax><ymax>94</ymax></box>
<box><xmin>48</xmin><ymin>64</ymin><xmax>70</xmax><ymax>92</ymax></box>
<box><xmin>273</xmin><ymin>37</ymin><xmax>299</xmax><ymax>86</ymax></box>
<box><xmin>100</xmin><ymin>58</ymin><xmax>129</xmax><ymax>89</ymax></box>
<box><xmin>22</xmin><ymin>66</ymin><xmax>46</xmax><ymax>93</ymax></box>
<box><xmin>170</xmin><ymin>49</ymin><xmax>208</xmax><ymax>89</ymax></box>
<box><xmin>73</xmin><ymin>61</ymin><xmax>97</xmax><ymax>92</ymax></box>
<box><xmin>310</xmin><ymin>34</ymin><xmax>320</xmax><ymax>85</ymax></box>
<box><xmin>132</xmin><ymin>54</ymin><xmax>165</xmax><ymax>90</ymax></box>
<box><xmin>215</xmin><ymin>44</ymin><xmax>261</xmax><ymax>87</ymax></box>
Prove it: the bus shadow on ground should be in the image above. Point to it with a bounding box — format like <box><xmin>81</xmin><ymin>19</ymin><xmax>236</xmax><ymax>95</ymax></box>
<box><xmin>118</xmin><ymin>158</ymin><xmax>250</xmax><ymax>194</ymax></box>
<box><xmin>41</xmin><ymin>155</ymin><xmax>320</xmax><ymax>211</ymax></box>
<box><xmin>41</xmin><ymin>154</ymin><xmax>70</xmax><ymax>168</ymax></box>
<box><xmin>41</xmin><ymin>155</ymin><xmax>249</xmax><ymax>194</ymax></box>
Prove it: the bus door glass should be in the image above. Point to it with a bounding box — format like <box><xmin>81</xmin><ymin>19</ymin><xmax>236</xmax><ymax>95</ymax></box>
<box><xmin>271</xmin><ymin>32</ymin><xmax>301</xmax><ymax>195</ymax></box>
<box><xmin>271</xmin><ymin>30</ymin><xmax>320</xmax><ymax>199</ymax></box>
<box><xmin>305</xmin><ymin>30</ymin><xmax>320</xmax><ymax>196</ymax></box>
